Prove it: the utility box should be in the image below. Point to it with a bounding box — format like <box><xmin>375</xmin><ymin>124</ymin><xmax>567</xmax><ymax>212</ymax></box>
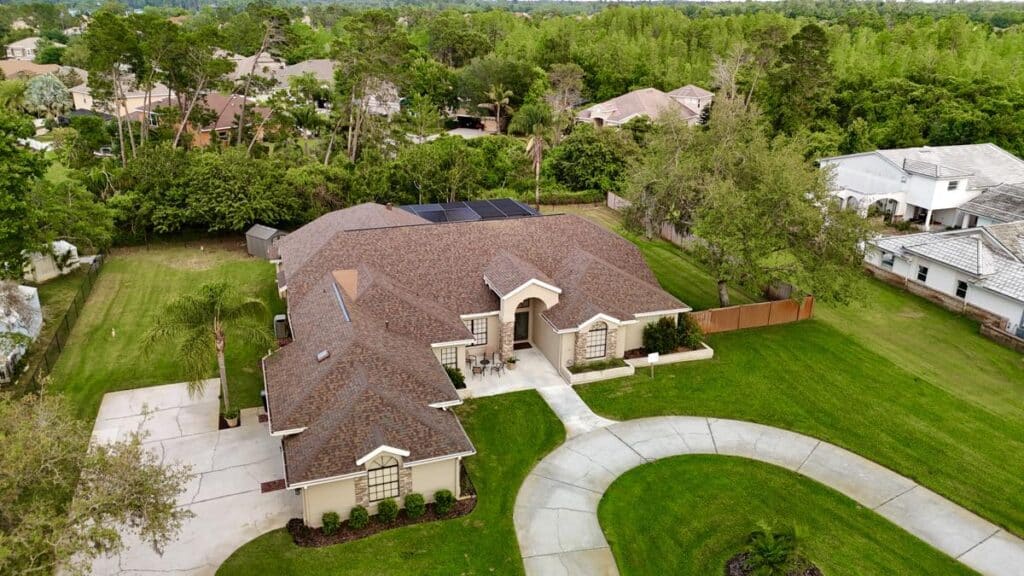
<box><xmin>273</xmin><ymin>314</ymin><xmax>290</xmax><ymax>339</ymax></box>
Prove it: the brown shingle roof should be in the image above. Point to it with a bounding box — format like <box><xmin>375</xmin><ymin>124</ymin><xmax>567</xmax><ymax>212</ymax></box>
<box><xmin>266</xmin><ymin>205</ymin><xmax>687</xmax><ymax>485</ymax></box>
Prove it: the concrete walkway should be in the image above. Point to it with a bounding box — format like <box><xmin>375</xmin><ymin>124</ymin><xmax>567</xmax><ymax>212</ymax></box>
<box><xmin>514</xmin><ymin>416</ymin><xmax>1024</xmax><ymax>576</ymax></box>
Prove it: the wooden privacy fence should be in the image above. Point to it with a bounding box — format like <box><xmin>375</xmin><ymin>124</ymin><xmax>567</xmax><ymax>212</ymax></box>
<box><xmin>690</xmin><ymin>297</ymin><xmax>815</xmax><ymax>335</ymax></box>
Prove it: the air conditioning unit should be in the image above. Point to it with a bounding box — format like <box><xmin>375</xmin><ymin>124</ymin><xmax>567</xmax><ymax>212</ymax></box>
<box><xmin>273</xmin><ymin>314</ymin><xmax>290</xmax><ymax>339</ymax></box>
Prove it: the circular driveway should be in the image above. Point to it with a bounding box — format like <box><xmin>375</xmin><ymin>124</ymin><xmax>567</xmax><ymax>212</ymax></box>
<box><xmin>513</xmin><ymin>416</ymin><xmax>1024</xmax><ymax>576</ymax></box>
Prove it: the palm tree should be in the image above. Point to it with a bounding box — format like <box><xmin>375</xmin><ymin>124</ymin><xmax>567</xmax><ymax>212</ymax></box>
<box><xmin>525</xmin><ymin>124</ymin><xmax>546</xmax><ymax>211</ymax></box>
<box><xmin>144</xmin><ymin>282</ymin><xmax>273</xmax><ymax>415</ymax></box>
<box><xmin>25</xmin><ymin>74</ymin><xmax>71</xmax><ymax>120</ymax></box>
<box><xmin>479</xmin><ymin>83</ymin><xmax>513</xmax><ymax>133</ymax></box>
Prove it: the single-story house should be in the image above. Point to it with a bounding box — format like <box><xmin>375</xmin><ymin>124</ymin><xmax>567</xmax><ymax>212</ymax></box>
<box><xmin>864</xmin><ymin>220</ymin><xmax>1024</xmax><ymax>336</ymax></box>
<box><xmin>70</xmin><ymin>72</ymin><xmax>174</xmax><ymax>118</ymax></box>
<box><xmin>273</xmin><ymin>58</ymin><xmax>335</xmax><ymax>87</ymax></box>
<box><xmin>216</xmin><ymin>49</ymin><xmax>286</xmax><ymax>83</ymax></box>
<box><xmin>5</xmin><ymin>36</ymin><xmax>61</xmax><ymax>61</ymax></box>
<box><xmin>576</xmin><ymin>84</ymin><xmax>713</xmax><ymax>127</ymax></box>
<box><xmin>264</xmin><ymin>201</ymin><xmax>689</xmax><ymax>526</ymax></box>
<box><xmin>246</xmin><ymin>224</ymin><xmax>287</xmax><ymax>259</ymax></box>
<box><xmin>820</xmin><ymin>144</ymin><xmax>1024</xmax><ymax>230</ymax></box>
<box><xmin>24</xmin><ymin>240</ymin><xmax>79</xmax><ymax>283</ymax></box>
<box><xmin>139</xmin><ymin>92</ymin><xmax>271</xmax><ymax>147</ymax></box>
<box><xmin>0</xmin><ymin>285</ymin><xmax>42</xmax><ymax>384</ymax></box>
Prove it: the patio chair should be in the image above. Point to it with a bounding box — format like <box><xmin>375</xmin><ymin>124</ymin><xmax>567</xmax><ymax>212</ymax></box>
<box><xmin>490</xmin><ymin>360</ymin><xmax>503</xmax><ymax>376</ymax></box>
<box><xmin>470</xmin><ymin>357</ymin><xmax>484</xmax><ymax>378</ymax></box>
<box><xmin>466</xmin><ymin>354</ymin><xmax>476</xmax><ymax>369</ymax></box>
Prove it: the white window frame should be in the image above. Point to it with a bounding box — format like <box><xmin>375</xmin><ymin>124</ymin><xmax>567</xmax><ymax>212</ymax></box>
<box><xmin>464</xmin><ymin>318</ymin><xmax>487</xmax><ymax>346</ymax></box>
<box><xmin>367</xmin><ymin>456</ymin><xmax>400</xmax><ymax>502</ymax></box>
<box><xmin>947</xmin><ymin>180</ymin><xmax>959</xmax><ymax>191</ymax></box>
<box><xmin>917</xmin><ymin>265</ymin><xmax>929</xmax><ymax>282</ymax></box>
<box><xmin>439</xmin><ymin>346</ymin><xmax>457</xmax><ymax>368</ymax></box>
<box><xmin>955</xmin><ymin>280</ymin><xmax>968</xmax><ymax>299</ymax></box>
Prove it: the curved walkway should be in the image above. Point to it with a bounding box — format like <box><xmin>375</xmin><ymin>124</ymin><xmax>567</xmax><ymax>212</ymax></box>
<box><xmin>513</xmin><ymin>415</ymin><xmax>1024</xmax><ymax>576</ymax></box>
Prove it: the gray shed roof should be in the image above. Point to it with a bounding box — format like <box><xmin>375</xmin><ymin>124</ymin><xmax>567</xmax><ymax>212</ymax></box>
<box><xmin>246</xmin><ymin>224</ymin><xmax>282</xmax><ymax>240</ymax></box>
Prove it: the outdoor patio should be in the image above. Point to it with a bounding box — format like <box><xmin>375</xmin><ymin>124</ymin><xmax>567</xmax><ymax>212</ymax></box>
<box><xmin>458</xmin><ymin>348</ymin><xmax>565</xmax><ymax>399</ymax></box>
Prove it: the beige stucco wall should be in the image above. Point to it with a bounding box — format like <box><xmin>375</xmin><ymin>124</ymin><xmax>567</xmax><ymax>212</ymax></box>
<box><xmin>301</xmin><ymin>457</ymin><xmax>461</xmax><ymax>528</ymax></box>
<box><xmin>533</xmin><ymin>314</ymin><xmax>562</xmax><ymax>367</ymax></box>
<box><xmin>432</xmin><ymin>344</ymin><xmax>467</xmax><ymax>371</ymax></box>
<box><xmin>622</xmin><ymin>314</ymin><xmax>677</xmax><ymax>353</ymax></box>
<box><xmin>409</xmin><ymin>458</ymin><xmax>460</xmax><ymax>502</ymax></box>
<box><xmin>302</xmin><ymin>477</ymin><xmax>357</xmax><ymax>528</ymax></box>
<box><xmin>500</xmin><ymin>284</ymin><xmax>559</xmax><ymax>323</ymax></box>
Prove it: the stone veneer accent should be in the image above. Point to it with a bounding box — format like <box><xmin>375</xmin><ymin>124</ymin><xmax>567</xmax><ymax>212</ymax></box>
<box><xmin>571</xmin><ymin>324</ymin><xmax>618</xmax><ymax>366</ymax></box>
<box><xmin>399</xmin><ymin>467</ymin><xmax>413</xmax><ymax>497</ymax></box>
<box><xmin>354</xmin><ymin>476</ymin><xmax>368</xmax><ymax>508</ymax></box>
<box><xmin>500</xmin><ymin>321</ymin><xmax>514</xmax><ymax>359</ymax></box>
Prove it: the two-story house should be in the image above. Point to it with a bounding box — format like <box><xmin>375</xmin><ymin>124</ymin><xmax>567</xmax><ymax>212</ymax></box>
<box><xmin>820</xmin><ymin>144</ymin><xmax>1024</xmax><ymax>230</ymax></box>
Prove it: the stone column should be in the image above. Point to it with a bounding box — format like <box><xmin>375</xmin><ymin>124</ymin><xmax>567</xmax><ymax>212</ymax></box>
<box><xmin>399</xmin><ymin>467</ymin><xmax>413</xmax><ymax>498</ymax></box>
<box><xmin>572</xmin><ymin>331</ymin><xmax>587</xmax><ymax>366</ymax></box>
<box><xmin>501</xmin><ymin>320</ymin><xmax>514</xmax><ymax>359</ymax></box>
<box><xmin>607</xmin><ymin>326</ymin><xmax>618</xmax><ymax>357</ymax></box>
<box><xmin>354</xmin><ymin>476</ymin><xmax>369</xmax><ymax>508</ymax></box>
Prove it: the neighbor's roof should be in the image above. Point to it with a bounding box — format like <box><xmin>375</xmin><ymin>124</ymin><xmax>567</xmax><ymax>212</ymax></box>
<box><xmin>0</xmin><ymin>60</ymin><xmax>59</xmax><ymax>79</ymax></box>
<box><xmin>578</xmin><ymin>87</ymin><xmax>700</xmax><ymax>125</ymax></box>
<box><xmin>6</xmin><ymin>36</ymin><xmax>52</xmax><ymax>50</ymax></box>
<box><xmin>223</xmin><ymin>50</ymin><xmax>285</xmax><ymax>81</ymax></box>
<box><xmin>667</xmin><ymin>84</ymin><xmax>714</xmax><ymax>100</ymax></box>
<box><xmin>960</xmin><ymin>182</ymin><xmax>1024</xmax><ymax>224</ymax></box>
<box><xmin>266</xmin><ymin>204</ymin><xmax>688</xmax><ymax>485</ymax></box>
<box><xmin>274</xmin><ymin>59</ymin><xmax>335</xmax><ymax>85</ymax></box>
<box><xmin>144</xmin><ymin>92</ymin><xmax>270</xmax><ymax>132</ymax></box>
<box><xmin>246</xmin><ymin>224</ymin><xmax>282</xmax><ymax>240</ymax></box>
<box><xmin>870</xmin><ymin>221</ymin><xmax>1024</xmax><ymax>302</ymax></box>
<box><xmin>870</xmin><ymin>144</ymin><xmax>1024</xmax><ymax>188</ymax></box>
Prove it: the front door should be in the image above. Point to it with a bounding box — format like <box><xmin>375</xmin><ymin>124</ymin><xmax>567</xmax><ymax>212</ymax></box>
<box><xmin>514</xmin><ymin>310</ymin><xmax>529</xmax><ymax>342</ymax></box>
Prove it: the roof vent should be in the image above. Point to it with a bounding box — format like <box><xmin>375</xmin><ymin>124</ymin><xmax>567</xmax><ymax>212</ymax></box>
<box><xmin>316</xmin><ymin>350</ymin><xmax>330</xmax><ymax>362</ymax></box>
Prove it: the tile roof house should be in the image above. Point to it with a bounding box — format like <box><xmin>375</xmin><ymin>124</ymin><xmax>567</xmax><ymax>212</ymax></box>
<box><xmin>820</xmin><ymin>143</ymin><xmax>1024</xmax><ymax>230</ymax></box>
<box><xmin>577</xmin><ymin>84</ymin><xmax>712</xmax><ymax>127</ymax></box>
<box><xmin>139</xmin><ymin>92</ymin><xmax>272</xmax><ymax>147</ymax></box>
<box><xmin>5</xmin><ymin>36</ymin><xmax>60</xmax><ymax>61</ymax></box>
<box><xmin>70</xmin><ymin>72</ymin><xmax>174</xmax><ymax>118</ymax></box>
<box><xmin>865</xmin><ymin>220</ymin><xmax>1024</xmax><ymax>336</ymax></box>
<box><xmin>265</xmin><ymin>202</ymin><xmax>689</xmax><ymax>526</ymax></box>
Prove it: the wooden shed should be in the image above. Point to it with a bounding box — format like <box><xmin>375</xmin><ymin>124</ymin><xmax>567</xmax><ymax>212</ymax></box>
<box><xmin>245</xmin><ymin>224</ymin><xmax>286</xmax><ymax>260</ymax></box>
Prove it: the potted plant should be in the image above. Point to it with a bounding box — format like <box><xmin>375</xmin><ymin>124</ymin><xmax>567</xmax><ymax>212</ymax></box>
<box><xmin>223</xmin><ymin>407</ymin><xmax>240</xmax><ymax>428</ymax></box>
<box><xmin>505</xmin><ymin>356</ymin><xmax>518</xmax><ymax>371</ymax></box>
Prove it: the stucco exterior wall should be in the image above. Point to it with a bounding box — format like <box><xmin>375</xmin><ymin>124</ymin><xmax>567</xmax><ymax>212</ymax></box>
<box><xmin>409</xmin><ymin>458</ymin><xmax>460</xmax><ymax>502</ymax></box>
<box><xmin>500</xmin><ymin>284</ymin><xmax>559</xmax><ymax>323</ymax></box>
<box><xmin>302</xmin><ymin>477</ymin><xmax>357</xmax><ymax>528</ymax></box>
<box><xmin>464</xmin><ymin>314</ymin><xmax>500</xmax><ymax>359</ymax></box>
<box><xmin>824</xmin><ymin>154</ymin><xmax>907</xmax><ymax>199</ymax></box>
<box><xmin>622</xmin><ymin>315</ymin><xmax>675</xmax><ymax>352</ymax></box>
<box><xmin>534</xmin><ymin>314</ymin><xmax>563</xmax><ymax>367</ymax></box>
<box><xmin>968</xmin><ymin>288</ymin><xmax>1023</xmax><ymax>331</ymax></box>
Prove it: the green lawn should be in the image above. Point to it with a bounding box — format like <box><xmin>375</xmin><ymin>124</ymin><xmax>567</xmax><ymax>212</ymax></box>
<box><xmin>47</xmin><ymin>240</ymin><xmax>282</xmax><ymax>420</ymax></box>
<box><xmin>599</xmin><ymin>456</ymin><xmax>977</xmax><ymax>576</ymax></box>
<box><xmin>218</xmin><ymin>391</ymin><xmax>565</xmax><ymax>576</ymax></box>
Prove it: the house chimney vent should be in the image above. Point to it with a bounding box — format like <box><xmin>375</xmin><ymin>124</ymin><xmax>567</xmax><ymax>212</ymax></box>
<box><xmin>385</xmin><ymin>203</ymin><xmax>393</xmax><ymax>211</ymax></box>
<box><xmin>316</xmin><ymin>350</ymin><xmax>330</xmax><ymax>362</ymax></box>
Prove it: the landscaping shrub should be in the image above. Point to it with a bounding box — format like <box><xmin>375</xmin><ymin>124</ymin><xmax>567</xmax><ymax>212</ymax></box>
<box><xmin>567</xmin><ymin>357</ymin><xmax>629</xmax><ymax>374</ymax></box>
<box><xmin>321</xmin><ymin>512</ymin><xmax>341</xmax><ymax>536</ymax></box>
<box><xmin>677</xmin><ymin>314</ymin><xmax>704</xmax><ymax>349</ymax></box>
<box><xmin>434</xmin><ymin>489</ymin><xmax>456</xmax><ymax>515</ymax></box>
<box><xmin>348</xmin><ymin>505</ymin><xmax>369</xmax><ymax>530</ymax></box>
<box><xmin>745</xmin><ymin>523</ymin><xmax>800</xmax><ymax>575</ymax></box>
<box><xmin>445</xmin><ymin>366</ymin><xmax>466</xmax><ymax>390</ymax></box>
<box><xmin>643</xmin><ymin>317</ymin><xmax>680</xmax><ymax>353</ymax></box>
<box><xmin>405</xmin><ymin>493</ymin><xmax>426</xmax><ymax>519</ymax></box>
<box><xmin>377</xmin><ymin>498</ymin><xmax>398</xmax><ymax>523</ymax></box>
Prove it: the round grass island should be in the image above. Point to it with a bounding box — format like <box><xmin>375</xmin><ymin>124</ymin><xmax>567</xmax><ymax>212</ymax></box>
<box><xmin>597</xmin><ymin>455</ymin><xmax>977</xmax><ymax>575</ymax></box>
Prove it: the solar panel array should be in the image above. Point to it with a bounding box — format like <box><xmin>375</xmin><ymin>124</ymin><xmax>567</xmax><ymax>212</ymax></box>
<box><xmin>400</xmin><ymin>199</ymin><xmax>539</xmax><ymax>223</ymax></box>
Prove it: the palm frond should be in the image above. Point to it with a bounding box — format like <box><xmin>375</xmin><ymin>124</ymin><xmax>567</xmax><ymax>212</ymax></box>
<box><xmin>227</xmin><ymin>316</ymin><xmax>275</xmax><ymax>351</ymax></box>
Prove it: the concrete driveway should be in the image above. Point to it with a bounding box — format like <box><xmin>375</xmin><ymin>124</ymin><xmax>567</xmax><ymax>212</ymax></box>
<box><xmin>90</xmin><ymin>381</ymin><xmax>301</xmax><ymax>576</ymax></box>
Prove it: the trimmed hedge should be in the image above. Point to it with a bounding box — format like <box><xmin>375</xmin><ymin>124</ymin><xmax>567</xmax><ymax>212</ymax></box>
<box><xmin>405</xmin><ymin>493</ymin><xmax>426</xmax><ymax>519</ymax></box>
<box><xmin>321</xmin><ymin>512</ymin><xmax>341</xmax><ymax>536</ymax></box>
<box><xmin>434</xmin><ymin>489</ymin><xmax>456</xmax><ymax>515</ymax></box>
<box><xmin>377</xmin><ymin>498</ymin><xmax>398</xmax><ymax>524</ymax></box>
<box><xmin>567</xmin><ymin>357</ymin><xmax>628</xmax><ymax>374</ymax></box>
<box><xmin>348</xmin><ymin>505</ymin><xmax>369</xmax><ymax>530</ymax></box>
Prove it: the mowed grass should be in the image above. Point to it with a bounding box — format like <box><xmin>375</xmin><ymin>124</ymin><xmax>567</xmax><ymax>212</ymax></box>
<box><xmin>48</xmin><ymin>240</ymin><xmax>282</xmax><ymax>420</ymax></box>
<box><xmin>599</xmin><ymin>456</ymin><xmax>977</xmax><ymax>576</ymax></box>
<box><xmin>217</xmin><ymin>391</ymin><xmax>565</xmax><ymax>576</ymax></box>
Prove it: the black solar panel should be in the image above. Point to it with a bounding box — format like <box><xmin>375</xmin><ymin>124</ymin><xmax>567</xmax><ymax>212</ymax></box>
<box><xmin>400</xmin><ymin>198</ymin><xmax>540</xmax><ymax>224</ymax></box>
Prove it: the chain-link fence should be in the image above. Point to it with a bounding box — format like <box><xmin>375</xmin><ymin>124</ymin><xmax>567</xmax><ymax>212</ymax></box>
<box><xmin>16</xmin><ymin>255</ymin><xmax>105</xmax><ymax>393</ymax></box>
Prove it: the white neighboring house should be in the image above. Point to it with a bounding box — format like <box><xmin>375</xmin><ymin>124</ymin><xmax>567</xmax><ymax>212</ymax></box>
<box><xmin>820</xmin><ymin>143</ymin><xmax>1024</xmax><ymax>231</ymax></box>
<box><xmin>5</xmin><ymin>37</ymin><xmax>61</xmax><ymax>61</ymax></box>
<box><xmin>865</xmin><ymin>221</ymin><xmax>1024</xmax><ymax>337</ymax></box>
<box><xmin>0</xmin><ymin>285</ymin><xmax>43</xmax><ymax>384</ymax></box>
<box><xmin>576</xmin><ymin>84</ymin><xmax>713</xmax><ymax>128</ymax></box>
<box><xmin>24</xmin><ymin>241</ymin><xmax>80</xmax><ymax>284</ymax></box>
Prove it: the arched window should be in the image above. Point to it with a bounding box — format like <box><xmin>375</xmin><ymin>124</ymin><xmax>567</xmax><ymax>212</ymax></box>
<box><xmin>585</xmin><ymin>322</ymin><xmax>608</xmax><ymax>359</ymax></box>
<box><xmin>367</xmin><ymin>455</ymin><xmax>400</xmax><ymax>502</ymax></box>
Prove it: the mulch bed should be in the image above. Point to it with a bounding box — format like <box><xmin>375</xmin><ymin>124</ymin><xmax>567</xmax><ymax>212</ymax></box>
<box><xmin>288</xmin><ymin>497</ymin><xmax>477</xmax><ymax>547</ymax></box>
<box><xmin>623</xmin><ymin>345</ymin><xmax>697</xmax><ymax>359</ymax></box>
<box><xmin>726</xmin><ymin>553</ymin><xmax>823</xmax><ymax>576</ymax></box>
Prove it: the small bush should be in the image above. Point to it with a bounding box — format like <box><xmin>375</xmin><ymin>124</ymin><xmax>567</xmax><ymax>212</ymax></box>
<box><xmin>348</xmin><ymin>505</ymin><xmax>369</xmax><ymax>530</ymax></box>
<box><xmin>445</xmin><ymin>366</ymin><xmax>466</xmax><ymax>389</ymax></box>
<box><xmin>643</xmin><ymin>317</ymin><xmax>680</xmax><ymax>353</ymax></box>
<box><xmin>434</xmin><ymin>489</ymin><xmax>456</xmax><ymax>515</ymax></box>
<box><xmin>321</xmin><ymin>512</ymin><xmax>341</xmax><ymax>536</ymax></box>
<box><xmin>405</xmin><ymin>492</ymin><xmax>426</xmax><ymax>519</ymax></box>
<box><xmin>745</xmin><ymin>523</ymin><xmax>800</xmax><ymax>575</ymax></box>
<box><xmin>677</xmin><ymin>314</ymin><xmax>704</xmax><ymax>349</ymax></box>
<box><xmin>377</xmin><ymin>498</ymin><xmax>398</xmax><ymax>523</ymax></box>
